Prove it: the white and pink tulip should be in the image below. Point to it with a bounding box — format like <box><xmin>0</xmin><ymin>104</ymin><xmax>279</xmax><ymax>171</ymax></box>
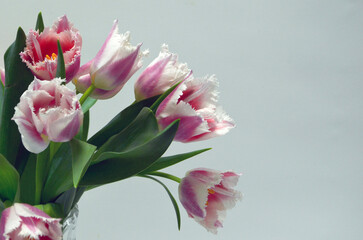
<box><xmin>134</xmin><ymin>44</ymin><xmax>190</xmax><ymax>101</ymax></box>
<box><xmin>0</xmin><ymin>67</ymin><xmax>4</xmax><ymax>85</ymax></box>
<box><xmin>178</xmin><ymin>168</ymin><xmax>242</xmax><ymax>234</ymax></box>
<box><xmin>72</xmin><ymin>20</ymin><xmax>147</xmax><ymax>99</ymax></box>
<box><xmin>12</xmin><ymin>78</ymin><xmax>83</xmax><ymax>153</ymax></box>
<box><xmin>20</xmin><ymin>15</ymin><xmax>82</xmax><ymax>82</ymax></box>
<box><xmin>0</xmin><ymin>203</ymin><xmax>62</xmax><ymax>240</ymax></box>
<box><xmin>156</xmin><ymin>75</ymin><xmax>235</xmax><ymax>142</ymax></box>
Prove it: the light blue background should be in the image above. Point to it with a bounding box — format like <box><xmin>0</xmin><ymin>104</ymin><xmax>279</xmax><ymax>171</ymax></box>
<box><xmin>1</xmin><ymin>0</ymin><xmax>363</xmax><ymax>239</ymax></box>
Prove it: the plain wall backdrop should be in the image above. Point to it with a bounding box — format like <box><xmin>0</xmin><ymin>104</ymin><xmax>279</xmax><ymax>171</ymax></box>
<box><xmin>1</xmin><ymin>0</ymin><xmax>363</xmax><ymax>239</ymax></box>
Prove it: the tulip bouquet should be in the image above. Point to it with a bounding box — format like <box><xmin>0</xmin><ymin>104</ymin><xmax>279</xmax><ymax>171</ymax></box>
<box><xmin>0</xmin><ymin>13</ymin><xmax>241</xmax><ymax>239</ymax></box>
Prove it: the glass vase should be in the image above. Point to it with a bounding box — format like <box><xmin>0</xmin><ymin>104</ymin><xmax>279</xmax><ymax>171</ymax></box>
<box><xmin>62</xmin><ymin>204</ymin><xmax>79</xmax><ymax>240</ymax></box>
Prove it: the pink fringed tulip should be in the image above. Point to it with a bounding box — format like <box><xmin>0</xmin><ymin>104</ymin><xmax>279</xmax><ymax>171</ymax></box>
<box><xmin>0</xmin><ymin>67</ymin><xmax>4</xmax><ymax>85</ymax></box>
<box><xmin>134</xmin><ymin>44</ymin><xmax>190</xmax><ymax>101</ymax></box>
<box><xmin>0</xmin><ymin>203</ymin><xmax>62</xmax><ymax>240</ymax></box>
<box><xmin>12</xmin><ymin>78</ymin><xmax>83</xmax><ymax>153</ymax></box>
<box><xmin>72</xmin><ymin>20</ymin><xmax>147</xmax><ymax>99</ymax></box>
<box><xmin>20</xmin><ymin>15</ymin><xmax>82</xmax><ymax>82</ymax></box>
<box><xmin>156</xmin><ymin>75</ymin><xmax>235</xmax><ymax>142</ymax></box>
<box><xmin>179</xmin><ymin>168</ymin><xmax>242</xmax><ymax>234</ymax></box>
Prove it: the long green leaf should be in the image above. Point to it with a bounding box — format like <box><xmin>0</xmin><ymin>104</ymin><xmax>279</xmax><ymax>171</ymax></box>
<box><xmin>142</xmin><ymin>175</ymin><xmax>181</xmax><ymax>230</ymax></box>
<box><xmin>35</xmin><ymin>148</ymin><xmax>50</xmax><ymax>204</ymax></box>
<box><xmin>140</xmin><ymin>148</ymin><xmax>211</xmax><ymax>174</ymax></box>
<box><xmin>92</xmin><ymin>108</ymin><xmax>159</xmax><ymax>162</ymax></box>
<box><xmin>35</xmin><ymin>12</ymin><xmax>45</xmax><ymax>33</ymax></box>
<box><xmin>0</xmin><ymin>199</ymin><xmax>5</xmax><ymax>216</ymax></box>
<box><xmin>79</xmin><ymin>120</ymin><xmax>179</xmax><ymax>186</ymax></box>
<box><xmin>42</xmin><ymin>143</ymin><xmax>73</xmax><ymax>202</ymax></box>
<box><xmin>88</xmin><ymin>95</ymin><xmax>159</xmax><ymax>147</ymax></box>
<box><xmin>56</xmin><ymin>40</ymin><xmax>65</xmax><ymax>79</ymax></box>
<box><xmin>75</xmin><ymin>111</ymin><xmax>90</xmax><ymax>141</ymax></box>
<box><xmin>0</xmin><ymin>28</ymin><xmax>34</xmax><ymax>164</ymax></box>
<box><xmin>55</xmin><ymin>187</ymin><xmax>76</xmax><ymax>216</ymax></box>
<box><xmin>70</xmin><ymin>139</ymin><xmax>96</xmax><ymax>188</ymax></box>
<box><xmin>0</xmin><ymin>154</ymin><xmax>20</xmax><ymax>202</ymax></box>
<box><xmin>14</xmin><ymin>144</ymin><xmax>31</xmax><ymax>176</ymax></box>
<box><xmin>0</xmin><ymin>80</ymin><xmax>3</xmax><ymax>116</ymax></box>
<box><xmin>19</xmin><ymin>154</ymin><xmax>37</xmax><ymax>204</ymax></box>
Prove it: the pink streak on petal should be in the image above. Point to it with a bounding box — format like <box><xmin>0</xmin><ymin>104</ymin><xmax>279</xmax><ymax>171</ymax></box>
<box><xmin>92</xmin><ymin>20</ymin><xmax>119</xmax><ymax>69</ymax></box>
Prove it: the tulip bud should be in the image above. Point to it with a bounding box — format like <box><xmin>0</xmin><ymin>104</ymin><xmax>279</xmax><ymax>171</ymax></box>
<box><xmin>134</xmin><ymin>44</ymin><xmax>190</xmax><ymax>101</ymax></box>
<box><xmin>73</xmin><ymin>20</ymin><xmax>147</xmax><ymax>99</ymax></box>
<box><xmin>0</xmin><ymin>67</ymin><xmax>4</xmax><ymax>85</ymax></box>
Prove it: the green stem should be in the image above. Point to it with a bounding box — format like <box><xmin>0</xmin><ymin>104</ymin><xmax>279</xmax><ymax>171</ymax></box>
<box><xmin>145</xmin><ymin>171</ymin><xmax>181</xmax><ymax>183</ymax></box>
<box><xmin>79</xmin><ymin>84</ymin><xmax>96</xmax><ymax>105</ymax></box>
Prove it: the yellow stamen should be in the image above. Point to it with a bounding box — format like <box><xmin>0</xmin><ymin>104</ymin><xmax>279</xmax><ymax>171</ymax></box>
<box><xmin>45</xmin><ymin>53</ymin><xmax>57</xmax><ymax>61</ymax></box>
<box><xmin>208</xmin><ymin>189</ymin><xmax>215</xmax><ymax>194</ymax></box>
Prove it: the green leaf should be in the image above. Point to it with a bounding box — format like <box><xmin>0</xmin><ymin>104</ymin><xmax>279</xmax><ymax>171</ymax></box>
<box><xmin>42</xmin><ymin>143</ymin><xmax>73</xmax><ymax>202</ymax></box>
<box><xmin>0</xmin><ymin>154</ymin><xmax>20</xmax><ymax>202</ymax></box>
<box><xmin>75</xmin><ymin>110</ymin><xmax>90</xmax><ymax>141</ymax></box>
<box><xmin>92</xmin><ymin>108</ymin><xmax>159</xmax><ymax>162</ymax></box>
<box><xmin>56</xmin><ymin>40</ymin><xmax>65</xmax><ymax>79</ymax></box>
<box><xmin>140</xmin><ymin>148</ymin><xmax>211</xmax><ymax>174</ymax></box>
<box><xmin>81</xmin><ymin>97</ymin><xmax>97</xmax><ymax>114</ymax></box>
<box><xmin>35</xmin><ymin>148</ymin><xmax>50</xmax><ymax>204</ymax></box>
<box><xmin>19</xmin><ymin>154</ymin><xmax>37</xmax><ymax>204</ymax></box>
<box><xmin>142</xmin><ymin>175</ymin><xmax>181</xmax><ymax>230</ymax></box>
<box><xmin>70</xmin><ymin>139</ymin><xmax>96</xmax><ymax>188</ymax></box>
<box><xmin>14</xmin><ymin>144</ymin><xmax>31</xmax><ymax>176</ymax></box>
<box><xmin>150</xmin><ymin>81</ymin><xmax>182</xmax><ymax>112</ymax></box>
<box><xmin>34</xmin><ymin>203</ymin><xmax>64</xmax><ymax>219</ymax></box>
<box><xmin>0</xmin><ymin>27</ymin><xmax>34</xmax><ymax>164</ymax></box>
<box><xmin>88</xmin><ymin>95</ymin><xmax>159</xmax><ymax>147</ymax></box>
<box><xmin>79</xmin><ymin>119</ymin><xmax>179</xmax><ymax>186</ymax></box>
<box><xmin>55</xmin><ymin>187</ymin><xmax>76</xmax><ymax>216</ymax></box>
<box><xmin>35</xmin><ymin>12</ymin><xmax>45</xmax><ymax>33</ymax></box>
<box><xmin>0</xmin><ymin>80</ymin><xmax>3</xmax><ymax>116</ymax></box>
<box><xmin>0</xmin><ymin>199</ymin><xmax>5</xmax><ymax>216</ymax></box>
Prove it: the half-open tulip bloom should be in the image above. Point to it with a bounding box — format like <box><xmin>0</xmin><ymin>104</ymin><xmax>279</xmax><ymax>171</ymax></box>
<box><xmin>20</xmin><ymin>15</ymin><xmax>82</xmax><ymax>82</ymax></box>
<box><xmin>72</xmin><ymin>20</ymin><xmax>147</xmax><ymax>99</ymax></box>
<box><xmin>12</xmin><ymin>78</ymin><xmax>83</xmax><ymax>153</ymax></box>
<box><xmin>0</xmin><ymin>203</ymin><xmax>62</xmax><ymax>240</ymax></box>
<box><xmin>179</xmin><ymin>168</ymin><xmax>242</xmax><ymax>234</ymax></box>
<box><xmin>134</xmin><ymin>44</ymin><xmax>190</xmax><ymax>101</ymax></box>
<box><xmin>156</xmin><ymin>75</ymin><xmax>235</xmax><ymax>142</ymax></box>
<box><xmin>0</xmin><ymin>67</ymin><xmax>4</xmax><ymax>85</ymax></box>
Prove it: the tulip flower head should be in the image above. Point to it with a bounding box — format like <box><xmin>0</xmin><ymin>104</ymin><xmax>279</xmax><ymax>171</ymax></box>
<box><xmin>0</xmin><ymin>67</ymin><xmax>4</xmax><ymax>85</ymax></box>
<box><xmin>156</xmin><ymin>75</ymin><xmax>235</xmax><ymax>142</ymax></box>
<box><xmin>20</xmin><ymin>15</ymin><xmax>82</xmax><ymax>82</ymax></box>
<box><xmin>0</xmin><ymin>203</ymin><xmax>62</xmax><ymax>240</ymax></box>
<box><xmin>134</xmin><ymin>44</ymin><xmax>191</xmax><ymax>101</ymax></box>
<box><xmin>72</xmin><ymin>20</ymin><xmax>147</xmax><ymax>99</ymax></box>
<box><xmin>12</xmin><ymin>78</ymin><xmax>83</xmax><ymax>153</ymax></box>
<box><xmin>179</xmin><ymin>168</ymin><xmax>242</xmax><ymax>234</ymax></box>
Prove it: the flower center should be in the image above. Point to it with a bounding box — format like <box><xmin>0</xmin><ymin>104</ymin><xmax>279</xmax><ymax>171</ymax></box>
<box><xmin>205</xmin><ymin>188</ymin><xmax>216</xmax><ymax>206</ymax></box>
<box><xmin>45</xmin><ymin>53</ymin><xmax>57</xmax><ymax>61</ymax></box>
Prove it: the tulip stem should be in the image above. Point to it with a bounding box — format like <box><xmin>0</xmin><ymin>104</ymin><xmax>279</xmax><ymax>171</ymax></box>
<box><xmin>79</xmin><ymin>84</ymin><xmax>96</xmax><ymax>105</ymax></box>
<box><xmin>145</xmin><ymin>171</ymin><xmax>181</xmax><ymax>183</ymax></box>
